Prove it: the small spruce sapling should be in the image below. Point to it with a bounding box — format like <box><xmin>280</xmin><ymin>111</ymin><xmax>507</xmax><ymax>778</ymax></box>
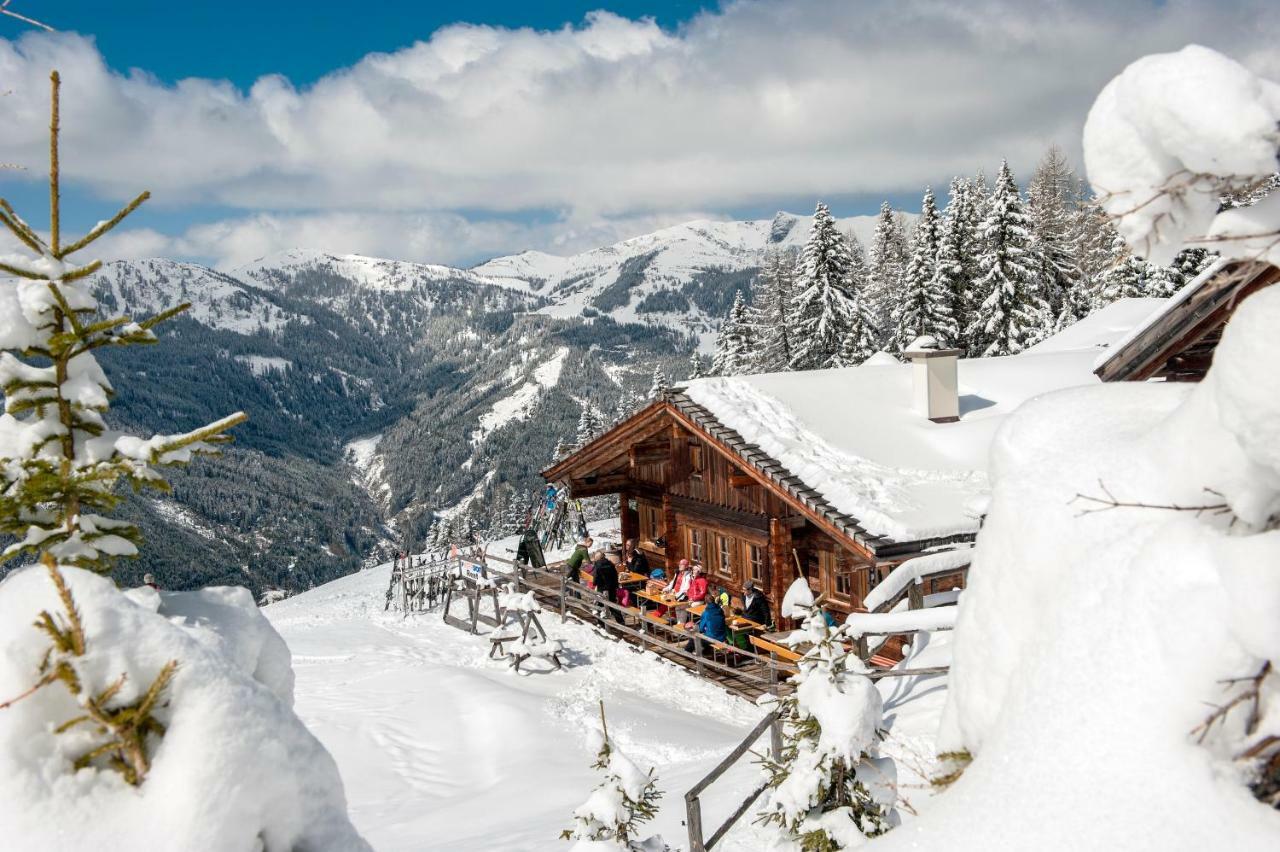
<box><xmin>0</xmin><ymin>72</ymin><xmax>245</xmax><ymax>786</ymax></box>
<box><xmin>757</xmin><ymin>581</ymin><xmax>897</xmax><ymax>850</ymax></box>
<box><xmin>562</xmin><ymin>701</ymin><xmax>668</xmax><ymax>851</ymax></box>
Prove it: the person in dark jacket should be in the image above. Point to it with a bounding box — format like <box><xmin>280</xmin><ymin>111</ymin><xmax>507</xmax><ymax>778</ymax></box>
<box><xmin>684</xmin><ymin>593</ymin><xmax>727</xmax><ymax>655</ymax></box>
<box><xmin>564</xmin><ymin>536</ymin><xmax>592</xmax><ymax>584</ymax></box>
<box><xmin>591</xmin><ymin>551</ymin><xmax>625</xmax><ymax>624</ymax></box>
<box><xmin>623</xmin><ymin>539</ymin><xmax>649</xmax><ymax>576</ymax></box>
<box><xmin>741</xmin><ymin>580</ymin><xmax>771</xmax><ymax>627</ymax></box>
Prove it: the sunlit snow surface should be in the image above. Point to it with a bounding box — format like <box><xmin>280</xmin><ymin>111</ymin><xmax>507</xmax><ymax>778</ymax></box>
<box><xmin>264</xmin><ymin>524</ymin><xmax>949</xmax><ymax>850</ymax></box>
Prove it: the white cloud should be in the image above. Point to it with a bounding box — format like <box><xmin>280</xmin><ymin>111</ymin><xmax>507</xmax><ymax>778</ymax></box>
<box><xmin>0</xmin><ymin>0</ymin><xmax>1276</xmax><ymax>267</ymax></box>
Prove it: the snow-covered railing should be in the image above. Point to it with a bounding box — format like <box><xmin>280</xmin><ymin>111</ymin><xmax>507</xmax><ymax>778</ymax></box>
<box><xmin>864</xmin><ymin>546</ymin><xmax>972</xmax><ymax>613</ymax></box>
<box><xmin>845</xmin><ymin>606</ymin><xmax>958</xmax><ymax>637</ymax></box>
<box><xmin>685</xmin><ymin>709</ymin><xmax>784</xmax><ymax>852</ymax></box>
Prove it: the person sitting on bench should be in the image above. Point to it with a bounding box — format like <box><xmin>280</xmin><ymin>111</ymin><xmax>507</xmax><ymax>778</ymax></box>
<box><xmin>684</xmin><ymin>590</ymin><xmax>726</xmax><ymax>656</ymax></box>
<box><xmin>741</xmin><ymin>579</ymin><xmax>771</xmax><ymax>627</ymax></box>
<box><xmin>623</xmin><ymin>538</ymin><xmax>649</xmax><ymax>576</ymax></box>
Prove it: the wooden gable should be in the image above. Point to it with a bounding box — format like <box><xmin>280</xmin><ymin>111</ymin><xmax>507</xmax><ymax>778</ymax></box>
<box><xmin>1095</xmin><ymin>260</ymin><xmax>1280</xmax><ymax>383</ymax></box>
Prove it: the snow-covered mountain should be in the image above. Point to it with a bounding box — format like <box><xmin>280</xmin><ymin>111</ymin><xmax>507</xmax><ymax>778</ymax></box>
<box><xmin>65</xmin><ymin>211</ymin><xmax>891</xmax><ymax>595</ymax></box>
<box><xmin>473</xmin><ymin>212</ymin><xmax>890</xmax><ymax>338</ymax></box>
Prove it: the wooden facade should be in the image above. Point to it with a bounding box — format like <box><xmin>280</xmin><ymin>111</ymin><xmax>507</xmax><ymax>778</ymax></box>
<box><xmin>543</xmin><ymin>400</ymin><xmax>914</xmax><ymax>625</ymax></box>
<box><xmin>1096</xmin><ymin>260</ymin><xmax>1280</xmax><ymax>383</ymax></box>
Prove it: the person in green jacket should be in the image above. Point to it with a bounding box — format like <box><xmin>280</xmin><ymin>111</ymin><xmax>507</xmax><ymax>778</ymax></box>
<box><xmin>564</xmin><ymin>536</ymin><xmax>592</xmax><ymax>585</ymax></box>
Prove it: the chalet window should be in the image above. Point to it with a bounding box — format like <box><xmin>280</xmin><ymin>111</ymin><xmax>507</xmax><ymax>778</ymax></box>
<box><xmin>689</xmin><ymin>444</ymin><xmax>705</xmax><ymax>479</ymax></box>
<box><xmin>834</xmin><ymin>564</ymin><xmax>854</xmax><ymax>599</ymax></box>
<box><xmin>747</xmin><ymin>543</ymin><xmax>765</xmax><ymax>583</ymax></box>
<box><xmin>639</xmin><ymin>504</ymin><xmax>661</xmax><ymax>543</ymax></box>
<box><xmin>688</xmin><ymin>528</ymin><xmax>705</xmax><ymax>564</ymax></box>
<box><xmin>715</xmin><ymin>534</ymin><xmax>733</xmax><ymax>581</ymax></box>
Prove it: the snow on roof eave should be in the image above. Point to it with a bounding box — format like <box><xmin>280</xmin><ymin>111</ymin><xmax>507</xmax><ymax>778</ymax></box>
<box><xmin>1092</xmin><ymin>256</ymin><xmax>1232</xmax><ymax>374</ymax></box>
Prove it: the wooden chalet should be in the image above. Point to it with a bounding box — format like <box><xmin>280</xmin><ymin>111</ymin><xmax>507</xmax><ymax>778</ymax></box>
<box><xmin>544</xmin><ymin>393</ymin><xmax>916</xmax><ymax>624</ymax></box>
<box><xmin>1096</xmin><ymin>259</ymin><xmax>1280</xmax><ymax>382</ymax></box>
<box><xmin>545</xmin><ymin>300</ymin><xmax>1172</xmax><ymax>626</ymax></box>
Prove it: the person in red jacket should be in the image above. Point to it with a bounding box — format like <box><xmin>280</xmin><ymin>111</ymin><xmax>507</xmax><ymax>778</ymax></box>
<box><xmin>688</xmin><ymin>565</ymin><xmax>709</xmax><ymax>604</ymax></box>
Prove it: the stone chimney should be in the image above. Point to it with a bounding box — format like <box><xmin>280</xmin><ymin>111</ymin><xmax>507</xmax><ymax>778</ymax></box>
<box><xmin>903</xmin><ymin>335</ymin><xmax>962</xmax><ymax>423</ymax></box>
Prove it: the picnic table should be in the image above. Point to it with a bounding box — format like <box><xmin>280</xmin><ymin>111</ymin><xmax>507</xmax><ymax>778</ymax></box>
<box><xmin>685</xmin><ymin>603</ymin><xmax>766</xmax><ymax>634</ymax></box>
<box><xmin>635</xmin><ymin>589</ymin><xmax>691</xmax><ymax>615</ymax></box>
<box><xmin>618</xmin><ymin>571</ymin><xmax>648</xmax><ymax>586</ymax></box>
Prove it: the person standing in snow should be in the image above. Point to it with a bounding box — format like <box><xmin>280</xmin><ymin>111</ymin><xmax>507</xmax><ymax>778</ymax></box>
<box><xmin>564</xmin><ymin>536</ymin><xmax>592</xmax><ymax>585</ymax></box>
<box><xmin>591</xmin><ymin>550</ymin><xmax>625</xmax><ymax>624</ymax></box>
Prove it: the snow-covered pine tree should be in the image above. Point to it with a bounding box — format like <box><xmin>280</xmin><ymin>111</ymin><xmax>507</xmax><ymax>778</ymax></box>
<box><xmin>891</xmin><ymin>187</ymin><xmax>957</xmax><ymax>352</ymax></box>
<box><xmin>0</xmin><ymin>71</ymin><xmax>246</xmax><ymax>788</ymax></box>
<box><xmin>1096</xmin><ymin>234</ymin><xmax>1180</xmax><ymax>304</ymax></box>
<box><xmin>687</xmin><ymin>351</ymin><xmax>704</xmax><ymax>380</ymax></box>
<box><xmin>648</xmin><ymin>365</ymin><xmax>669</xmax><ymax>399</ymax></box>
<box><xmin>711</xmin><ymin>290</ymin><xmax>755</xmax><ymax>376</ymax></box>
<box><xmin>427</xmin><ymin>520</ymin><xmax>442</xmax><ymax>550</ymax></box>
<box><xmin>757</xmin><ymin>581</ymin><xmax>896</xmax><ymax>849</ymax></box>
<box><xmin>1027</xmin><ymin>146</ymin><xmax>1083</xmax><ymax>327</ymax></box>
<box><xmin>791</xmin><ymin>203</ymin><xmax>861</xmax><ymax>370</ymax></box>
<box><xmin>574</xmin><ymin>405</ymin><xmax>603</xmax><ymax>449</ymax></box>
<box><xmin>562</xmin><ymin>701</ymin><xmax>666</xmax><ymax>851</ymax></box>
<box><xmin>1170</xmin><ymin>247</ymin><xmax>1218</xmax><ymax>288</ymax></box>
<box><xmin>866</xmin><ymin>202</ymin><xmax>908</xmax><ymax>339</ymax></box>
<box><xmin>1066</xmin><ymin>197</ymin><xmax>1118</xmax><ymax>320</ymax></box>
<box><xmin>967</xmin><ymin>160</ymin><xmax>1051</xmax><ymax>356</ymax></box>
<box><xmin>838</xmin><ymin>235</ymin><xmax>880</xmax><ymax>365</ymax></box>
<box><xmin>935</xmin><ymin>177</ymin><xmax>978</xmax><ymax>347</ymax></box>
<box><xmin>0</xmin><ymin>80</ymin><xmax>245</xmax><ymax>576</ymax></box>
<box><xmin>755</xmin><ymin>248</ymin><xmax>796</xmax><ymax>372</ymax></box>
<box><xmin>612</xmin><ymin>385</ymin><xmax>641</xmax><ymax>426</ymax></box>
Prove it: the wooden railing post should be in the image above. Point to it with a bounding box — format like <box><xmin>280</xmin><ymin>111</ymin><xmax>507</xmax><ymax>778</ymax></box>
<box><xmin>908</xmin><ymin>580</ymin><xmax>924</xmax><ymax>611</ymax></box>
<box><xmin>559</xmin><ymin>574</ymin><xmax>567</xmax><ymax>622</ymax></box>
<box><xmin>686</xmin><ymin>791</ymin><xmax>706</xmax><ymax>852</ymax></box>
<box><xmin>693</xmin><ymin>634</ymin><xmax>705</xmax><ymax>677</ymax></box>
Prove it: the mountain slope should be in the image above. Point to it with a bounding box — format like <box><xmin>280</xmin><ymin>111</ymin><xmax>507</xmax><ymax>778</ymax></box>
<box><xmin>7</xmin><ymin>211</ymin><xmax>883</xmax><ymax>595</ymax></box>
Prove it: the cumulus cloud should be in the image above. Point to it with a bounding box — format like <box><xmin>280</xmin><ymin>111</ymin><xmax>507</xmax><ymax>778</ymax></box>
<box><xmin>0</xmin><ymin>0</ymin><xmax>1276</xmax><ymax>266</ymax></box>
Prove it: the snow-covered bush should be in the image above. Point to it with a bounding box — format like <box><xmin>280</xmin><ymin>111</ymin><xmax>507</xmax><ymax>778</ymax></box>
<box><xmin>756</xmin><ymin>580</ymin><xmax>897</xmax><ymax>851</ymax></box>
<box><xmin>1083</xmin><ymin>44</ymin><xmax>1280</xmax><ymax>267</ymax></box>
<box><xmin>562</xmin><ymin>702</ymin><xmax>668</xmax><ymax>851</ymax></box>
<box><xmin>0</xmin><ymin>567</ymin><xmax>369</xmax><ymax>851</ymax></box>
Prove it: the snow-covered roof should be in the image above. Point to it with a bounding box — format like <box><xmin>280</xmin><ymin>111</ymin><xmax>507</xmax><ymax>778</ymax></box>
<box><xmin>679</xmin><ymin>300</ymin><xmax>1159</xmax><ymax>548</ymax></box>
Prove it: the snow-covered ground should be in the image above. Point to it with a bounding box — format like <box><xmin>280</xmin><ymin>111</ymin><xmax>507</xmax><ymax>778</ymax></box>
<box><xmin>263</xmin><ymin>525</ymin><xmax>950</xmax><ymax>850</ymax></box>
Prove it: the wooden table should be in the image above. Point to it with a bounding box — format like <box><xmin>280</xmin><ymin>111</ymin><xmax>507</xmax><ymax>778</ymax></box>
<box><xmin>636</xmin><ymin>590</ymin><xmax>690</xmax><ymax>611</ymax></box>
<box><xmin>685</xmin><ymin>603</ymin><xmax>765</xmax><ymax>634</ymax></box>
<box><xmin>618</xmin><ymin>571</ymin><xmax>648</xmax><ymax>586</ymax></box>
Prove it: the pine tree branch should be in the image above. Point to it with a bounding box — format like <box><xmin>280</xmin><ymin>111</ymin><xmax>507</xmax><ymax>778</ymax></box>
<box><xmin>55</xmin><ymin>191</ymin><xmax>151</xmax><ymax>259</ymax></box>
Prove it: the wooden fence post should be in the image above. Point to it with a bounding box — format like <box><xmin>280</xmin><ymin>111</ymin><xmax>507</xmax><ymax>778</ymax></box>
<box><xmin>693</xmin><ymin>634</ymin><xmax>705</xmax><ymax>677</ymax></box>
<box><xmin>908</xmin><ymin>580</ymin><xmax>924</xmax><ymax>611</ymax></box>
<box><xmin>686</xmin><ymin>792</ymin><xmax>706</xmax><ymax>852</ymax></box>
<box><xmin>559</xmin><ymin>574</ymin><xmax>567</xmax><ymax>622</ymax></box>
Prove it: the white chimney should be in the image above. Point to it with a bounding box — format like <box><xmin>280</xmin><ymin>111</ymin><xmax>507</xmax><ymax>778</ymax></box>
<box><xmin>903</xmin><ymin>335</ymin><xmax>961</xmax><ymax>423</ymax></box>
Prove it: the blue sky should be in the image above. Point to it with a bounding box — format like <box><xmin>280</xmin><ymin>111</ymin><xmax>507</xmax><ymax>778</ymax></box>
<box><xmin>1</xmin><ymin>0</ymin><xmax>1275</xmax><ymax>268</ymax></box>
<box><xmin>14</xmin><ymin>1</ymin><xmax>717</xmax><ymax>88</ymax></box>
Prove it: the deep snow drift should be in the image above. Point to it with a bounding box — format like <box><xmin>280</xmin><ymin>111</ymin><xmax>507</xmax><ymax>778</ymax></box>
<box><xmin>0</xmin><ymin>566</ymin><xmax>368</xmax><ymax>852</ymax></box>
<box><xmin>873</xmin><ymin>284</ymin><xmax>1280</xmax><ymax>851</ymax></box>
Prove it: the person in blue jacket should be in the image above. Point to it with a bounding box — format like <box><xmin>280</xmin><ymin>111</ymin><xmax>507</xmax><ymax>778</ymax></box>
<box><xmin>684</xmin><ymin>590</ymin><xmax>727</xmax><ymax>656</ymax></box>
